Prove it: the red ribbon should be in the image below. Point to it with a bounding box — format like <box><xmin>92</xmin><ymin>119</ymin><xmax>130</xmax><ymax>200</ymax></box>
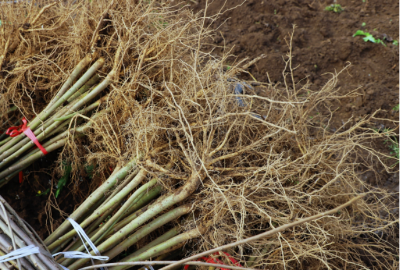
<box><xmin>184</xmin><ymin>252</ymin><xmax>242</xmax><ymax>270</ymax></box>
<box><xmin>6</xmin><ymin>118</ymin><xmax>48</xmax><ymax>155</ymax></box>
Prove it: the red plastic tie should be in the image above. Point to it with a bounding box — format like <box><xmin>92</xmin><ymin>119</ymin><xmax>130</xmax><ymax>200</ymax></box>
<box><xmin>6</xmin><ymin>118</ymin><xmax>48</xmax><ymax>155</ymax></box>
<box><xmin>19</xmin><ymin>171</ymin><xmax>24</xmax><ymax>184</ymax></box>
<box><xmin>184</xmin><ymin>252</ymin><xmax>242</xmax><ymax>270</ymax></box>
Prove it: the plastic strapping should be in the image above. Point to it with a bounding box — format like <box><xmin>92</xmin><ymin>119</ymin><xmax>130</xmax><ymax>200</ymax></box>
<box><xmin>0</xmin><ymin>245</ymin><xmax>39</xmax><ymax>263</ymax></box>
<box><xmin>53</xmin><ymin>218</ymin><xmax>108</xmax><ymax>261</ymax></box>
<box><xmin>6</xmin><ymin>117</ymin><xmax>48</xmax><ymax>155</ymax></box>
<box><xmin>52</xmin><ymin>251</ymin><xmax>108</xmax><ymax>261</ymax></box>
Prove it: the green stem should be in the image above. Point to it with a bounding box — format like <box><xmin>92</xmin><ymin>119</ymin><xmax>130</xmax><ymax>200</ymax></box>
<box><xmin>104</xmin><ymin>205</ymin><xmax>190</xmax><ymax>262</ymax></box>
<box><xmin>101</xmin><ymin>168</ymin><xmax>139</xmax><ymax>206</ymax></box>
<box><xmin>110</xmin><ymin>228</ymin><xmax>202</xmax><ymax>270</ymax></box>
<box><xmin>108</xmin><ymin>185</ymin><xmax>163</xmax><ymax>235</ymax></box>
<box><xmin>53</xmin><ymin>97</ymin><xmax>103</xmax><ymax>122</ymax></box>
<box><xmin>66</xmin><ymin>171</ymin><xmax>203</xmax><ymax>270</ymax></box>
<box><xmin>48</xmin><ymin>168</ymin><xmax>147</xmax><ymax>251</ymax></box>
<box><xmin>67</xmin><ymin>74</ymin><xmax>101</xmax><ymax>103</ymax></box>
<box><xmin>0</xmin><ymin>58</ymin><xmax>104</xmax><ymax>154</ymax></box>
<box><xmin>44</xmin><ymin>156</ymin><xmax>140</xmax><ymax>246</ymax></box>
<box><xmin>0</xmin><ymin>91</ymin><xmax>82</xmax><ymax>161</ymax></box>
<box><xmin>93</xmin><ymin>178</ymin><xmax>159</xmax><ymax>245</ymax></box>
<box><xmin>0</xmin><ymin>120</ymin><xmax>88</xmax><ymax>181</ymax></box>
<box><xmin>0</xmin><ymin>137</ymin><xmax>11</xmax><ymax>147</ymax></box>
<box><xmin>0</xmin><ymin>70</ymin><xmax>112</xmax><ymax>169</ymax></box>
<box><xmin>61</xmin><ymin>177</ymin><xmax>159</xmax><ymax>266</ymax></box>
<box><xmin>56</xmin><ymin>197</ymin><xmax>122</xmax><ymax>263</ymax></box>
<box><xmin>46</xmin><ymin>55</ymin><xmax>92</xmax><ymax>109</ymax></box>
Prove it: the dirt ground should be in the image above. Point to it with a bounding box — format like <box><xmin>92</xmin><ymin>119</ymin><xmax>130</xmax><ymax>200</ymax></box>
<box><xmin>0</xmin><ymin>0</ymin><xmax>399</xmax><ymax>240</ymax></box>
<box><xmin>190</xmin><ymin>0</ymin><xmax>399</xmax><ymax>185</ymax></box>
<box><xmin>191</xmin><ymin>0</ymin><xmax>399</xmax><ymax>125</ymax></box>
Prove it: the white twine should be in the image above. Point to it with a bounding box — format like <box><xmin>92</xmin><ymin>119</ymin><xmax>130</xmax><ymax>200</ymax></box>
<box><xmin>0</xmin><ymin>245</ymin><xmax>39</xmax><ymax>263</ymax></box>
<box><xmin>145</xmin><ymin>265</ymin><xmax>155</xmax><ymax>270</ymax></box>
<box><xmin>52</xmin><ymin>251</ymin><xmax>108</xmax><ymax>261</ymax></box>
<box><xmin>54</xmin><ymin>218</ymin><xmax>108</xmax><ymax>261</ymax></box>
<box><xmin>0</xmin><ymin>218</ymin><xmax>108</xmax><ymax>269</ymax></box>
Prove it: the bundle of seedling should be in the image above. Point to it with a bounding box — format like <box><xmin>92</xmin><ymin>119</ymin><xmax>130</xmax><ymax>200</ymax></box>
<box><xmin>1</xmin><ymin>1</ymin><xmax>398</xmax><ymax>270</ymax></box>
<box><xmin>0</xmin><ymin>52</ymin><xmax>121</xmax><ymax>187</ymax></box>
<box><xmin>0</xmin><ymin>195</ymin><xmax>62</xmax><ymax>270</ymax></box>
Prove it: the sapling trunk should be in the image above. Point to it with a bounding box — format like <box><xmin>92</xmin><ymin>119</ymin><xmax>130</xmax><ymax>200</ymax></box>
<box><xmin>121</xmin><ymin>227</ymin><xmax>180</xmax><ymax>261</ymax></box>
<box><xmin>45</xmin><ymin>55</ymin><xmax>92</xmax><ymax>109</ymax></box>
<box><xmin>47</xmin><ymin>168</ymin><xmax>147</xmax><ymax>251</ymax></box>
<box><xmin>0</xmin><ymin>58</ymin><xmax>104</xmax><ymax>154</ymax></box>
<box><xmin>64</xmin><ymin>171</ymin><xmax>204</xmax><ymax>270</ymax></box>
<box><xmin>102</xmin><ymin>205</ymin><xmax>191</xmax><ymax>262</ymax></box>
<box><xmin>108</xmin><ymin>185</ymin><xmax>163</xmax><ymax>234</ymax></box>
<box><xmin>0</xmin><ymin>69</ymin><xmax>114</xmax><ymax>170</ymax></box>
<box><xmin>53</xmin><ymin>96</ymin><xmax>106</xmax><ymax>122</ymax></box>
<box><xmin>0</xmin><ymin>120</ymin><xmax>87</xmax><ymax>185</ymax></box>
<box><xmin>45</xmin><ymin>156</ymin><xmax>140</xmax><ymax>246</ymax></box>
<box><xmin>109</xmin><ymin>228</ymin><xmax>203</xmax><ymax>270</ymax></box>
<box><xmin>61</xmin><ymin>184</ymin><xmax>179</xmax><ymax>267</ymax></box>
<box><xmin>67</xmin><ymin>74</ymin><xmax>101</xmax><ymax>103</ymax></box>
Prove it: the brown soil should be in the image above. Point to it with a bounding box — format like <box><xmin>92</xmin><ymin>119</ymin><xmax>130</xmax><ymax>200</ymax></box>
<box><xmin>191</xmin><ymin>0</ymin><xmax>399</xmax><ymax>128</ymax></box>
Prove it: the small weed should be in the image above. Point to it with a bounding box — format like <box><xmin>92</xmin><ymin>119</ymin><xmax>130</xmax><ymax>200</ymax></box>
<box><xmin>226</xmin><ymin>65</ymin><xmax>231</xmax><ymax>71</ymax></box>
<box><xmin>393</xmin><ymin>40</ymin><xmax>399</xmax><ymax>46</ymax></box>
<box><xmin>36</xmin><ymin>189</ymin><xmax>50</xmax><ymax>196</ymax></box>
<box><xmin>274</xmin><ymin>9</ymin><xmax>277</xmax><ymax>15</ymax></box>
<box><xmin>353</xmin><ymin>30</ymin><xmax>386</xmax><ymax>46</ymax></box>
<box><xmin>55</xmin><ymin>162</ymin><xmax>72</xmax><ymax>198</ymax></box>
<box><xmin>361</xmin><ymin>22</ymin><xmax>366</xmax><ymax>27</ymax></box>
<box><xmin>393</xmin><ymin>104</ymin><xmax>399</xmax><ymax>111</ymax></box>
<box><xmin>385</xmin><ymin>137</ymin><xmax>399</xmax><ymax>166</ymax></box>
<box><xmin>362</xmin><ymin>0</ymin><xmax>366</xmax><ymax>2</ymax></box>
<box><xmin>325</xmin><ymin>4</ymin><xmax>344</xmax><ymax>13</ymax></box>
<box><xmin>375</xmin><ymin>128</ymin><xmax>399</xmax><ymax>166</ymax></box>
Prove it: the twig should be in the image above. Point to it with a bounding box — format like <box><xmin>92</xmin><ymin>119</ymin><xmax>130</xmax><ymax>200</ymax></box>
<box><xmin>159</xmin><ymin>194</ymin><xmax>365</xmax><ymax>270</ymax></box>
<box><xmin>79</xmin><ymin>261</ymin><xmax>257</xmax><ymax>270</ymax></box>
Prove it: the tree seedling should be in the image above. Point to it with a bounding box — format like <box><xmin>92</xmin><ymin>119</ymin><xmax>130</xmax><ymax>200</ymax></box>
<box><xmin>325</xmin><ymin>4</ymin><xmax>344</xmax><ymax>13</ymax></box>
<box><xmin>353</xmin><ymin>30</ymin><xmax>386</xmax><ymax>46</ymax></box>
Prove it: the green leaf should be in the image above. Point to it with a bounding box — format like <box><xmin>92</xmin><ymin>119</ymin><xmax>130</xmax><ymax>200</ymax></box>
<box><xmin>393</xmin><ymin>40</ymin><xmax>399</xmax><ymax>46</ymax></box>
<box><xmin>353</xmin><ymin>30</ymin><xmax>367</xmax><ymax>37</ymax></box>
<box><xmin>55</xmin><ymin>163</ymin><xmax>72</xmax><ymax>198</ymax></box>
<box><xmin>392</xmin><ymin>104</ymin><xmax>399</xmax><ymax>111</ymax></box>
<box><xmin>362</xmin><ymin>34</ymin><xmax>376</xmax><ymax>42</ymax></box>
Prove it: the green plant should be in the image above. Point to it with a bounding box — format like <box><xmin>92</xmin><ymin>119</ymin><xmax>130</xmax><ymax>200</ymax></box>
<box><xmin>393</xmin><ymin>104</ymin><xmax>399</xmax><ymax>111</ymax></box>
<box><xmin>325</xmin><ymin>4</ymin><xmax>344</xmax><ymax>13</ymax></box>
<box><xmin>361</xmin><ymin>22</ymin><xmax>366</xmax><ymax>27</ymax></box>
<box><xmin>36</xmin><ymin>188</ymin><xmax>50</xmax><ymax>196</ymax></box>
<box><xmin>385</xmin><ymin>137</ymin><xmax>399</xmax><ymax>166</ymax></box>
<box><xmin>393</xmin><ymin>40</ymin><xmax>399</xmax><ymax>46</ymax></box>
<box><xmin>55</xmin><ymin>162</ymin><xmax>72</xmax><ymax>198</ymax></box>
<box><xmin>353</xmin><ymin>30</ymin><xmax>386</xmax><ymax>46</ymax></box>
